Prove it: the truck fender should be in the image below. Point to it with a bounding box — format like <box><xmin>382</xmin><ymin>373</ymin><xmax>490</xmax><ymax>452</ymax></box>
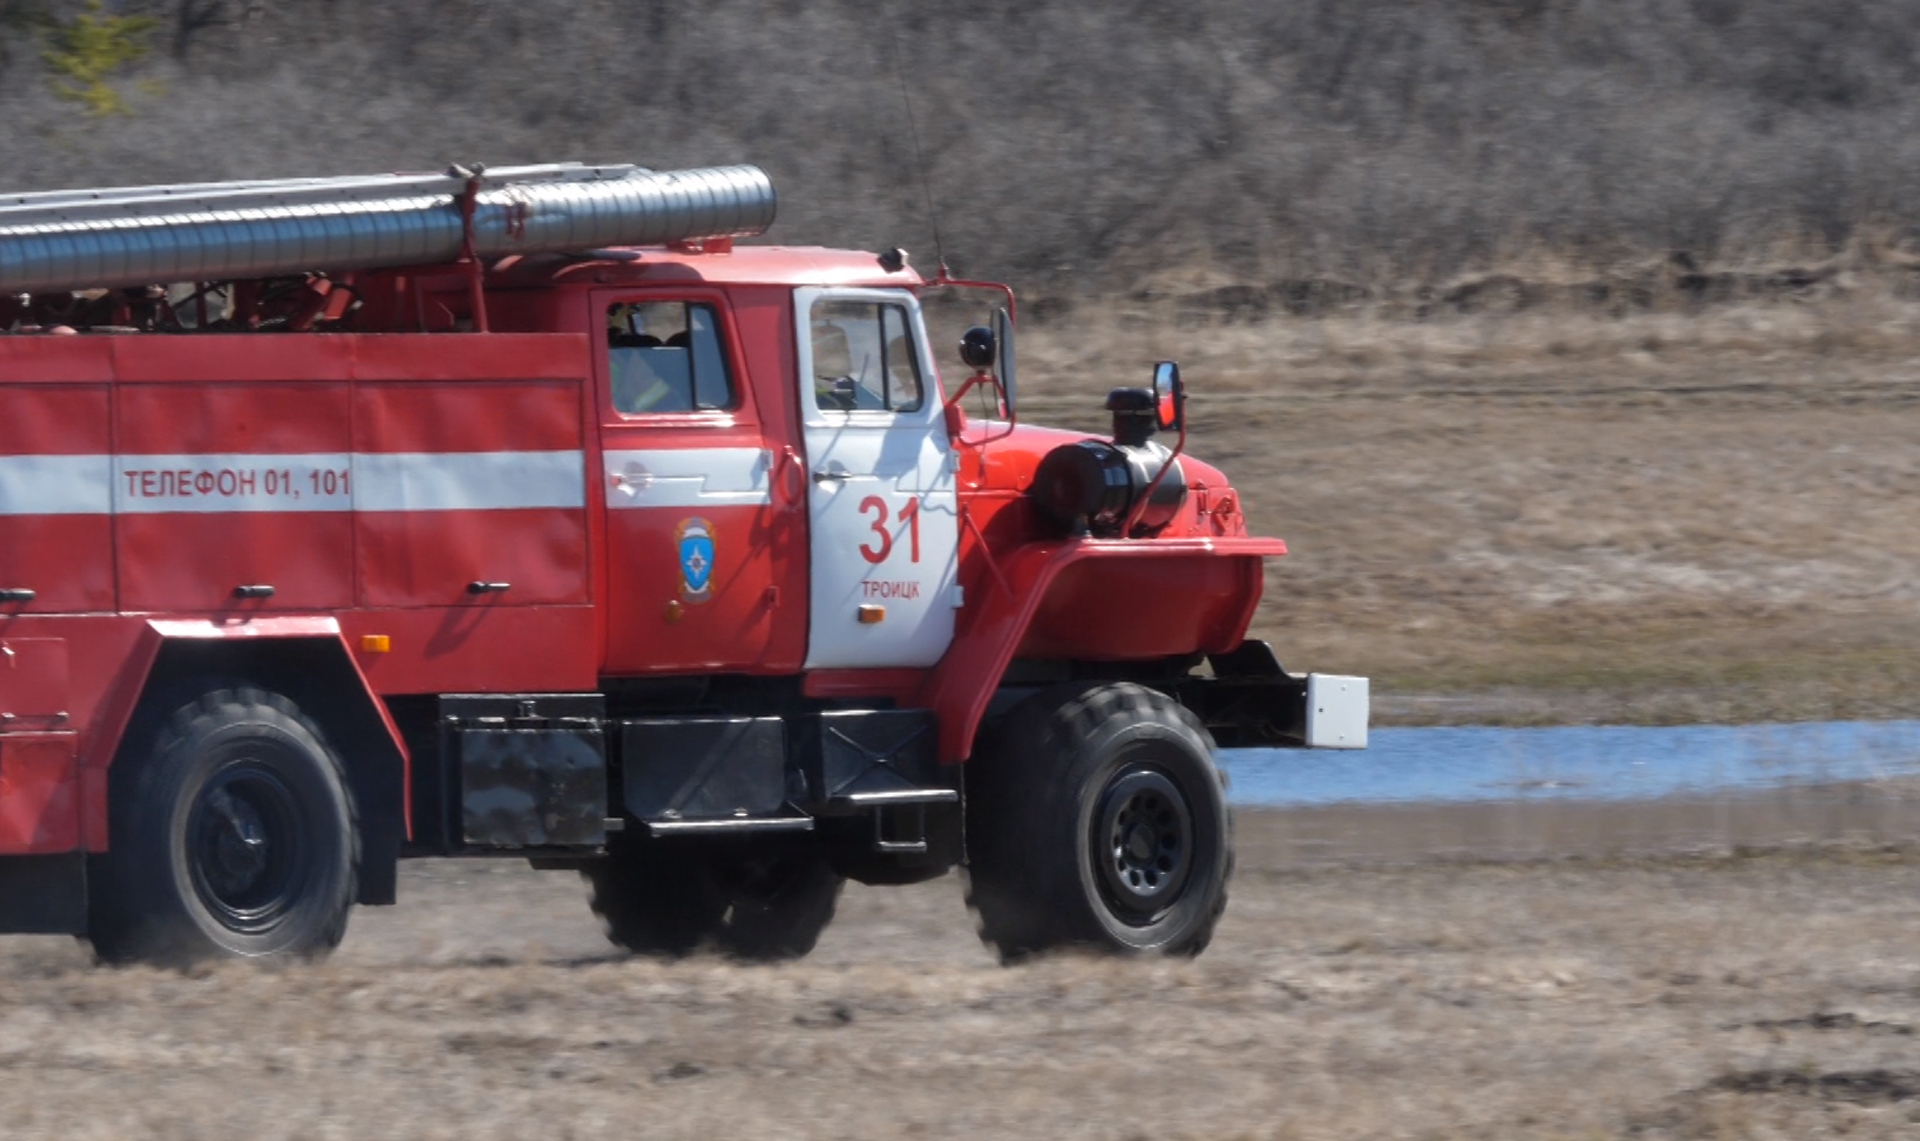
<box><xmin>920</xmin><ymin>537</ymin><xmax>1285</xmax><ymax>763</ymax></box>
<box><xmin>86</xmin><ymin>618</ymin><xmax>409</xmax><ymax>906</ymax></box>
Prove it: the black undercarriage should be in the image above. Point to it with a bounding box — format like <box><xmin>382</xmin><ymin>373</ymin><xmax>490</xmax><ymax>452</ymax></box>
<box><xmin>382</xmin><ymin>640</ymin><xmax>1312</xmax><ymax>881</ymax></box>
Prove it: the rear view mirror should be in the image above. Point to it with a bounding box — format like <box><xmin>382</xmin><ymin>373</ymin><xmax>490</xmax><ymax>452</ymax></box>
<box><xmin>1152</xmin><ymin>360</ymin><xmax>1183</xmax><ymax>432</ymax></box>
<box><xmin>994</xmin><ymin>307</ymin><xmax>1016</xmax><ymax>417</ymax></box>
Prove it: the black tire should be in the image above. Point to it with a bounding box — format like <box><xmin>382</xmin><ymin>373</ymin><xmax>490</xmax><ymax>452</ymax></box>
<box><xmin>828</xmin><ymin>855</ymin><xmax>953</xmax><ymax>886</ymax></box>
<box><xmin>88</xmin><ymin>686</ymin><xmax>359</xmax><ymax>966</ymax></box>
<box><xmin>585</xmin><ymin>839</ymin><xmax>844</xmax><ymax>961</ymax></box>
<box><xmin>963</xmin><ymin>682</ymin><xmax>1231</xmax><ymax>962</ymax></box>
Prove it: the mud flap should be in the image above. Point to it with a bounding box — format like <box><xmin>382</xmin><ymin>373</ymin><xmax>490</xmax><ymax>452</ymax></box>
<box><xmin>0</xmin><ymin>853</ymin><xmax>85</xmax><ymax>934</ymax></box>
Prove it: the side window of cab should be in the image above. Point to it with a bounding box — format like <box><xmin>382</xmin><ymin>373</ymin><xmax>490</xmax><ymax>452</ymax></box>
<box><xmin>809</xmin><ymin>298</ymin><xmax>924</xmax><ymax>413</ymax></box>
<box><xmin>607</xmin><ymin>301</ymin><xmax>737</xmax><ymax>414</ymax></box>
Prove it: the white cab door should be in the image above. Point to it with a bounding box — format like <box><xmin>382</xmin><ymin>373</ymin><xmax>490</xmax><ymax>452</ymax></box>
<box><xmin>795</xmin><ymin>287</ymin><xmax>959</xmax><ymax>668</ymax></box>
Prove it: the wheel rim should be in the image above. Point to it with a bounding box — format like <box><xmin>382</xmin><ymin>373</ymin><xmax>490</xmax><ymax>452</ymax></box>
<box><xmin>186</xmin><ymin>763</ymin><xmax>308</xmax><ymax>934</ymax></box>
<box><xmin>1092</xmin><ymin>764</ymin><xmax>1195</xmax><ymax>924</ymax></box>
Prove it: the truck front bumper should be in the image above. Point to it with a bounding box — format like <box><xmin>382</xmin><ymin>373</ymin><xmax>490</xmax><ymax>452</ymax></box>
<box><xmin>1176</xmin><ymin>641</ymin><xmax>1369</xmax><ymax>750</ymax></box>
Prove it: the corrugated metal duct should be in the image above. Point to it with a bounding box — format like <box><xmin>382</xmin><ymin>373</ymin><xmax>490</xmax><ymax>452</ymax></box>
<box><xmin>0</xmin><ymin>163</ymin><xmax>777</xmax><ymax>294</ymax></box>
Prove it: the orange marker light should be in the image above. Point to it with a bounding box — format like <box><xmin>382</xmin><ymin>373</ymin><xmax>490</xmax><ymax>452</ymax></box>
<box><xmin>857</xmin><ymin>605</ymin><xmax>885</xmax><ymax>624</ymax></box>
<box><xmin>360</xmin><ymin>634</ymin><xmax>391</xmax><ymax>654</ymax></box>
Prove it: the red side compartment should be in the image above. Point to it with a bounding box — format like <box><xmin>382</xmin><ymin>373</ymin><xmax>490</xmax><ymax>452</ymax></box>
<box><xmin>0</xmin><ymin>637</ymin><xmax>78</xmax><ymax>854</ymax></box>
<box><xmin>114</xmin><ymin>383</ymin><xmax>354</xmax><ymax>612</ymax></box>
<box><xmin>0</xmin><ymin>386</ymin><xmax>114</xmax><ymax>613</ymax></box>
<box><xmin>352</xmin><ymin>380</ymin><xmax>589</xmax><ymax>607</ymax></box>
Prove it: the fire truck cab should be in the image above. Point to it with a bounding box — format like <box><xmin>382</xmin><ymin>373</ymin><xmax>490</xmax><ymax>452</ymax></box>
<box><xmin>0</xmin><ymin>163</ymin><xmax>1367</xmax><ymax>965</ymax></box>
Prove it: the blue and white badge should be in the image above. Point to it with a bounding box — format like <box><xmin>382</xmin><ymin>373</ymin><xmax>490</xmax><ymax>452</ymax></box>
<box><xmin>676</xmin><ymin>517</ymin><xmax>715</xmax><ymax>604</ymax></box>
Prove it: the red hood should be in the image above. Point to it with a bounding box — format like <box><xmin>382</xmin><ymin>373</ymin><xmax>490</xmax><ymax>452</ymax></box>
<box><xmin>958</xmin><ymin>420</ymin><xmax>1232</xmax><ymax>495</ymax></box>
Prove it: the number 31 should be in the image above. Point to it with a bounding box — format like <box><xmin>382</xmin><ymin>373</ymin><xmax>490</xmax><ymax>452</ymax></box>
<box><xmin>857</xmin><ymin>496</ymin><xmax>920</xmax><ymax>565</ymax></box>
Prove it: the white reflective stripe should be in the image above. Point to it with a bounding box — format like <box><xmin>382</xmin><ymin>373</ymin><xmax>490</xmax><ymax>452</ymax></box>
<box><xmin>113</xmin><ymin>453</ymin><xmax>353</xmax><ymax>514</ymax></box>
<box><xmin>353</xmin><ymin>451</ymin><xmax>586</xmax><ymax>512</ymax></box>
<box><xmin>0</xmin><ymin>454</ymin><xmax>113</xmax><ymax>516</ymax></box>
<box><xmin>604</xmin><ymin>447</ymin><xmax>771</xmax><ymax>508</ymax></box>
<box><xmin>0</xmin><ymin>452</ymin><xmax>585</xmax><ymax>515</ymax></box>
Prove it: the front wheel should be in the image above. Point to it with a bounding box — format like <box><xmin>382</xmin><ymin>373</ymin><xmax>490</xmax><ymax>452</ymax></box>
<box><xmin>964</xmin><ymin>682</ymin><xmax>1231</xmax><ymax>961</ymax></box>
<box><xmin>88</xmin><ymin>686</ymin><xmax>360</xmax><ymax>966</ymax></box>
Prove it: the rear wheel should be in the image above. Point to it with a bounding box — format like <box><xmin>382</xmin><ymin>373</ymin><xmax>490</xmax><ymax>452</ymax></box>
<box><xmin>584</xmin><ymin>839</ymin><xmax>844</xmax><ymax>961</ymax></box>
<box><xmin>964</xmin><ymin>682</ymin><xmax>1231</xmax><ymax>962</ymax></box>
<box><xmin>88</xmin><ymin>687</ymin><xmax>359</xmax><ymax>966</ymax></box>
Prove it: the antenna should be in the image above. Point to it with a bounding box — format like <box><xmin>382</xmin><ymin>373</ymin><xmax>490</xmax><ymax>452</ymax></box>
<box><xmin>886</xmin><ymin>21</ymin><xmax>948</xmax><ymax>277</ymax></box>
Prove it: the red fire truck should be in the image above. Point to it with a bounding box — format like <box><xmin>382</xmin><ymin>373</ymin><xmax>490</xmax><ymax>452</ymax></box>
<box><xmin>0</xmin><ymin>162</ymin><xmax>1366</xmax><ymax>965</ymax></box>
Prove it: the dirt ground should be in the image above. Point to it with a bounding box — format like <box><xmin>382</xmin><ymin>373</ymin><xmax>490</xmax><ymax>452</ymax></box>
<box><xmin>1</xmin><ymin>799</ymin><xmax>1917</xmax><ymax>1141</ymax></box>
<box><xmin>1014</xmin><ymin>292</ymin><xmax>1920</xmax><ymax>725</ymax></box>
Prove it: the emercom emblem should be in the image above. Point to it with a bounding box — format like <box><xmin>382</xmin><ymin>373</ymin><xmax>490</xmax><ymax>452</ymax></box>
<box><xmin>676</xmin><ymin>517</ymin><xmax>715</xmax><ymax>604</ymax></box>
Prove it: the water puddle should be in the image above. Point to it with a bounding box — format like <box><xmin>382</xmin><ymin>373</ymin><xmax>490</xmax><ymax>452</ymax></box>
<box><xmin>1218</xmin><ymin>720</ymin><xmax>1920</xmax><ymax>807</ymax></box>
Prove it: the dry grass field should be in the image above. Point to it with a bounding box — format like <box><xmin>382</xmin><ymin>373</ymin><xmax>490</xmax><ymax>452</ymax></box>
<box><xmin>3</xmin><ymin>799</ymin><xmax>1920</xmax><ymax>1141</ymax></box>
<box><xmin>1013</xmin><ymin>282</ymin><xmax>1920</xmax><ymax>726</ymax></box>
<box><xmin>7</xmin><ymin>6</ymin><xmax>1920</xmax><ymax>1139</ymax></box>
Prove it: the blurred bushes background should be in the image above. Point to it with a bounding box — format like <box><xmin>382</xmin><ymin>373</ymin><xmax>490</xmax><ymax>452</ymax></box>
<box><xmin>4</xmin><ymin>0</ymin><xmax>1920</xmax><ymax>298</ymax></box>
